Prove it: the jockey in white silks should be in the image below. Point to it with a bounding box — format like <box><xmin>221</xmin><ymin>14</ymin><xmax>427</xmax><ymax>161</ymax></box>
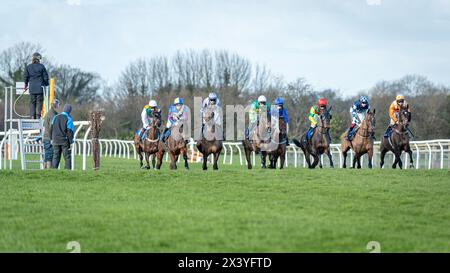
<box><xmin>138</xmin><ymin>99</ymin><xmax>161</xmax><ymax>139</ymax></box>
<box><xmin>346</xmin><ymin>95</ymin><xmax>370</xmax><ymax>140</ymax></box>
<box><xmin>200</xmin><ymin>92</ymin><xmax>222</xmax><ymax>135</ymax></box>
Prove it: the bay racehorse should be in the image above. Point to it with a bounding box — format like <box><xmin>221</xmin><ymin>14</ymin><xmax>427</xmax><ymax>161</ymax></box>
<box><xmin>242</xmin><ymin>110</ymin><xmax>273</xmax><ymax>169</ymax></box>
<box><xmin>293</xmin><ymin>107</ymin><xmax>334</xmax><ymax>168</ymax></box>
<box><xmin>133</xmin><ymin>117</ymin><xmax>165</xmax><ymax>169</ymax></box>
<box><xmin>196</xmin><ymin>106</ymin><xmax>223</xmax><ymax>170</ymax></box>
<box><xmin>380</xmin><ymin>108</ymin><xmax>414</xmax><ymax>169</ymax></box>
<box><xmin>166</xmin><ymin>121</ymin><xmax>190</xmax><ymax>170</ymax></box>
<box><xmin>340</xmin><ymin>109</ymin><xmax>376</xmax><ymax>169</ymax></box>
<box><xmin>268</xmin><ymin>116</ymin><xmax>288</xmax><ymax>169</ymax></box>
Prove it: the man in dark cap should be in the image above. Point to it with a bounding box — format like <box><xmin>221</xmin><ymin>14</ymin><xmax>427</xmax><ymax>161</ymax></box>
<box><xmin>43</xmin><ymin>99</ymin><xmax>60</xmax><ymax>169</ymax></box>
<box><xmin>23</xmin><ymin>52</ymin><xmax>49</xmax><ymax>119</ymax></box>
<box><xmin>50</xmin><ymin>104</ymin><xmax>75</xmax><ymax>169</ymax></box>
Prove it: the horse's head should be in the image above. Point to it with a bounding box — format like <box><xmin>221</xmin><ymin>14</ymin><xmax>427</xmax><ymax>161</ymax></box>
<box><xmin>278</xmin><ymin>116</ymin><xmax>287</xmax><ymax>136</ymax></box>
<box><xmin>203</xmin><ymin>106</ymin><xmax>215</xmax><ymax>123</ymax></box>
<box><xmin>398</xmin><ymin>108</ymin><xmax>410</xmax><ymax>127</ymax></box>
<box><xmin>319</xmin><ymin>106</ymin><xmax>332</xmax><ymax>129</ymax></box>
<box><xmin>363</xmin><ymin>109</ymin><xmax>376</xmax><ymax>134</ymax></box>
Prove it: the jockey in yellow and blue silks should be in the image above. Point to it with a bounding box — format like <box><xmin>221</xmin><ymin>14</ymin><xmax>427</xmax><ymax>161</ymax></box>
<box><xmin>306</xmin><ymin>98</ymin><xmax>327</xmax><ymax>143</ymax></box>
<box><xmin>138</xmin><ymin>99</ymin><xmax>161</xmax><ymax>140</ymax></box>
<box><xmin>246</xmin><ymin>95</ymin><xmax>271</xmax><ymax>140</ymax></box>
<box><xmin>346</xmin><ymin>96</ymin><xmax>370</xmax><ymax>140</ymax></box>
<box><xmin>161</xmin><ymin>97</ymin><xmax>188</xmax><ymax>142</ymax></box>
<box><xmin>273</xmin><ymin>97</ymin><xmax>289</xmax><ymax>145</ymax></box>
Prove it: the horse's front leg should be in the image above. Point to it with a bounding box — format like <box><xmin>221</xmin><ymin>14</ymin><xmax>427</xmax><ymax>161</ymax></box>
<box><xmin>213</xmin><ymin>152</ymin><xmax>219</xmax><ymax>171</ymax></box>
<box><xmin>243</xmin><ymin>142</ymin><xmax>253</xmax><ymax>170</ymax></box>
<box><xmin>406</xmin><ymin>145</ymin><xmax>414</xmax><ymax>168</ymax></box>
<box><xmin>392</xmin><ymin>151</ymin><xmax>400</xmax><ymax>169</ymax></box>
<box><xmin>151</xmin><ymin>154</ymin><xmax>156</xmax><ymax>169</ymax></box>
<box><xmin>144</xmin><ymin>152</ymin><xmax>151</xmax><ymax>170</ymax></box>
<box><xmin>352</xmin><ymin>155</ymin><xmax>358</xmax><ymax>169</ymax></box>
<box><xmin>327</xmin><ymin>149</ymin><xmax>334</xmax><ymax>168</ymax></box>
<box><xmin>183</xmin><ymin>149</ymin><xmax>189</xmax><ymax>170</ymax></box>
<box><xmin>169</xmin><ymin>152</ymin><xmax>177</xmax><ymax>170</ymax></box>
<box><xmin>261</xmin><ymin>151</ymin><xmax>267</xmax><ymax>168</ymax></box>
<box><xmin>367</xmin><ymin>148</ymin><xmax>373</xmax><ymax>169</ymax></box>
<box><xmin>380</xmin><ymin>147</ymin><xmax>387</xmax><ymax>169</ymax></box>
<box><xmin>202</xmin><ymin>152</ymin><xmax>208</xmax><ymax>171</ymax></box>
<box><xmin>279</xmin><ymin>153</ymin><xmax>285</xmax><ymax>169</ymax></box>
<box><xmin>156</xmin><ymin>151</ymin><xmax>164</xmax><ymax>170</ymax></box>
<box><xmin>138</xmin><ymin>149</ymin><xmax>144</xmax><ymax>168</ymax></box>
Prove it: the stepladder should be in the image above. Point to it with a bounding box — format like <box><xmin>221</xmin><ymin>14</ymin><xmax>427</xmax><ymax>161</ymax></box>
<box><xmin>18</xmin><ymin>119</ymin><xmax>45</xmax><ymax>170</ymax></box>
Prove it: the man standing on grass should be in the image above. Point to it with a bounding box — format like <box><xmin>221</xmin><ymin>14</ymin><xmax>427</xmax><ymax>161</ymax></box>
<box><xmin>43</xmin><ymin>99</ymin><xmax>60</xmax><ymax>169</ymax></box>
<box><xmin>50</xmin><ymin>104</ymin><xmax>75</xmax><ymax>169</ymax></box>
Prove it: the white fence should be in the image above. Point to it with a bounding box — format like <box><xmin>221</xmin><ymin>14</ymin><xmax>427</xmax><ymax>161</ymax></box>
<box><xmin>73</xmin><ymin>138</ymin><xmax>450</xmax><ymax>170</ymax></box>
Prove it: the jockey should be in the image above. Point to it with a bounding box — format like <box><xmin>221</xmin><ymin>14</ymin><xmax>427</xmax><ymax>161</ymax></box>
<box><xmin>306</xmin><ymin>98</ymin><xmax>327</xmax><ymax>143</ymax></box>
<box><xmin>246</xmin><ymin>95</ymin><xmax>271</xmax><ymax>140</ymax></box>
<box><xmin>138</xmin><ymin>99</ymin><xmax>161</xmax><ymax>139</ymax></box>
<box><xmin>346</xmin><ymin>95</ymin><xmax>370</xmax><ymax>140</ymax></box>
<box><xmin>384</xmin><ymin>94</ymin><xmax>411</xmax><ymax>137</ymax></box>
<box><xmin>273</xmin><ymin>97</ymin><xmax>289</xmax><ymax>145</ymax></box>
<box><xmin>201</xmin><ymin>91</ymin><xmax>222</xmax><ymax>128</ymax></box>
<box><xmin>161</xmin><ymin>97</ymin><xmax>188</xmax><ymax>142</ymax></box>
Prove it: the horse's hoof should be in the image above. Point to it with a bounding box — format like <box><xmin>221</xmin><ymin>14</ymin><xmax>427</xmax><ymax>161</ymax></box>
<box><xmin>248</xmin><ymin>165</ymin><xmax>252</xmax><ymax>170</ymax></box>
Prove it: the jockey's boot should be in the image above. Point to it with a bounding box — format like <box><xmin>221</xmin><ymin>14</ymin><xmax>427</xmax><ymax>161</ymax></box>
<box><xmin>161</xmin><ymin>128</ymin><xmax>169</xmax><ymax>142</ymax></box>
<box><xmin>304</xmin><ymin>127</ymin><xmax>313</xmax><ymax>144</ymax></box>
<box><xmin>384</xmin><ymin>126</ymin><xmax>392</xmax><ymax>138</ymax></box>
<box><xmin>346</xmin><ymin>127</ymin><xmax>354</xmax><ymax>141</ymax></box>
<box><xmin>139</xmin><ymin>128</ymin><xmax>146</xmax><ymax>139</ymax></box>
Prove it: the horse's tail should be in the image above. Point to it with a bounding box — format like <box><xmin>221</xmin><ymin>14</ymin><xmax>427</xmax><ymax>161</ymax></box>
<box><xmin>339</xmin><ymin>132</ymin><xmax>348</xmax><ymax>142</ymax></box>
<box><xmin>292</xmin><ymin>138</ymin><xmax>303</xmax><ymax>149</ymax></box>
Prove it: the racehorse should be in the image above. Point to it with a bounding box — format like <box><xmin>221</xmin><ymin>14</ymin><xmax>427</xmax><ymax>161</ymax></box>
<box><xmin>340</xmin><ymin>109</ymin><xmax>376</xmax><ymax>169</ymax></box>
<box><xmin>196</xmin><ymin>106</ymin><xmax>223</xmax><ymax>171</ymax></box>
<box><xmin>293</xmin><ymin>107</ymin><xmax>334</xmax><ymax>168</ymax></box>
<box><xmin>166</xmin><ymin>121</ymin><xmax>189</xmax><ymax>170</ymax></box>
<box><xmin>379</xmin><ymin>108</ymin><xmax>414</xmax><ymax>169</ymax></box>
<box><xmin>133</xmin><ymin>117</ymin><xmax>165</xmax><ymax>170</ymax></box>
<box><xmin>268</xmin><ymin>116</ymin><xmax>288</xmax><ymax>169</ymax></box>
<box><xmin>242</xmin><ymin>111</ymin><xmax>273</xmax><ymax>169</ymax></box>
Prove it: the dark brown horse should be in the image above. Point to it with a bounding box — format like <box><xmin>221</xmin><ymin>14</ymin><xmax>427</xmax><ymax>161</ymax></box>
<box><xmin>340</xmin><ymin>109</ymin><xmax>376</xmax><ymax>169</ymax></box>
<box><xmin>166</xmin><ymin>122</ymin><xmax>189</xmax><ymax>170</ymax></box>
<box><xmin>293</xmin><ymin>107</ymin><xmax>334</xmax><ymax>168</ymax></box>
<box><xmin>268</xmin><ymin>117</ymin><xmax>287</xmax><ymax>169</ymax></box>
<box><xmin>134</xmin><ymin>117</ymin><xmax>165</xmax><ymax>169</ymax></box>
<box><xmin>196</xmin><ymin>106</ymin><xmax>223</xmax><ymax>170</ymax></box>
<box><xmin>380</xmin><ymin>108</ymin><xmax>413</xmax><ymax>169</ymax></box>
<box><xmin>242</xmin><ymin>111</ymin><xmax>273</xmax><ymax>169</ymax></box>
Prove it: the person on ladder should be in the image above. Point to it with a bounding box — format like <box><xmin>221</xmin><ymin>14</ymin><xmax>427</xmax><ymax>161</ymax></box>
<box><xmin>23</xmin><ymin>52</ymin><xmax>49</xmax><ymax>119</ymax></box>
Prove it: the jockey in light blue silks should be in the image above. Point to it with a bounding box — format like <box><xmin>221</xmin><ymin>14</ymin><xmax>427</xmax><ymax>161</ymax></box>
<box><xmin>346</xmin><ymin>96</ymin><xmax>370</xmax><ymax>140</ymax></box>
<box><xmin>200</xmin><ymin>91</ymin><xmax>222</xmax><ymax>138</ymax></box>
<box><xmin>161</xmin><ymin>97</ymin><xmax>188</xmax><ymax>142</ymax></box>
<box><xmin>138</xmin><ymin>99</ymin><xmax>161</xmax><ymax>140</ymax></box>
<box><xmin>272</xmin><ymin>97</ymin><xmax>289</xmax><ymax>145</ymax></box>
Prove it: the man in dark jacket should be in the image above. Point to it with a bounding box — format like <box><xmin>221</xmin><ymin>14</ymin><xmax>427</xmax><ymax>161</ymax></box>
<box><xmin>50</xmin><ymin>104</ymin><xmax>75</xmax><ymax>169</ymax></box>
<box><xmin>24</xmin><ymin>52</ymin><xmax>49</xmax><ymax>119</ymax></box>
<box><xmin>43</xmin><ymin>99</ymin><xmax>60</xmax><ymax>169</ymax></box>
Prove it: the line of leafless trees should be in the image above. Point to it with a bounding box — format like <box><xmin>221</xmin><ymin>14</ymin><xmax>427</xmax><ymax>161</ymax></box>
<box><xmin>1</xmin><ymin>42</ymin><xmax>449</xmax><ymax>141</ymax></box>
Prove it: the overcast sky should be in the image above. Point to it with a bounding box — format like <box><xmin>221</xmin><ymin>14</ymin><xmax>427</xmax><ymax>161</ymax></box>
<box><xmin>1</xmin><ymin>0</ymin><xmax>449</xmax><ymax>95</ymax></box>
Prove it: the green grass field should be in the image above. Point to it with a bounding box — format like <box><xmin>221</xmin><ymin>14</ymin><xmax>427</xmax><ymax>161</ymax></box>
<box><xmin>0</xmin><ymin>156</ymin><xmax>449</xmax><ymax>252</ymax></box>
